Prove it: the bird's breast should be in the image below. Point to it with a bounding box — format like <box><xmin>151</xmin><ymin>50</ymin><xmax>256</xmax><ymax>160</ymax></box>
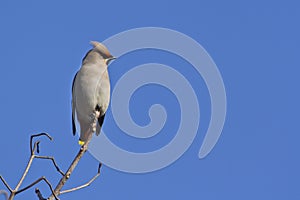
<box><xmin>74</xmin><ymin>65</ymin><xmax>110</xmax><ymax>120</ymax></box>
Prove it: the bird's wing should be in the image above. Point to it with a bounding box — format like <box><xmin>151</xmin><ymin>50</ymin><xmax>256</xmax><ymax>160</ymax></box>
<box><xmin>94</xmin><ymin>70</ymin><xmax>109</xmax><ymax>136</ymax></box>
<box><xmin>71</xmin><ymin>72</ymin><xmax>78</xmax><ymax>135</ymax></box>
<box><xmin>95</xmin><ymin>103</ymin><xmax>106</xmax><ymax>135</ymax></box>
<box><xmin>98</xmin><ymin>113</ymin><xmax>105</xmax><ymax>127</ymax></box>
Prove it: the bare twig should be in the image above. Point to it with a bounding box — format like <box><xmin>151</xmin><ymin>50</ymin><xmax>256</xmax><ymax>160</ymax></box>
<box><xmin>35</xmin><ymin>188</ymin><xmax>46</xmax><ymax>200</ymax></box>
<box><xmin>0</xmin><ymin>190</ymin><xmax>8</xmax><ymax>200</ymax></box>
<box><xmin>0</xmin><ymin>133</ymin><xmax>60</xmax><ymax>200</ymax></box>
<box><xmin>8</xmin><ymin>145</ymin><xmax>37</xmax><ymax>199</ymax></box>
<box><xmin>15</xmin><ymin>133</ymin><xmax>54</xmax><ymax>191</ymax></box>
<box><xmin>16</xmin><ymin>177</ymin><xmax>58</xmax><ymax>200</ymax></box>
<box><xmin>60</xmin><ymin>163</ymin><xmax>102</xmax><ymax>194</ymax></box>
<box><xmin>34</xmin><ymin>156</ymin><xmax>65</xmax><ymax>176</ymax></box>
<box><xmin>48</xmin><ymin>133</ymin><xmax>92</xmax><ymax>199</ymax></box>
<box><xmin>48</xmin><ymin>110</ymin><xmax>100</xmax><ymax>200</ymax></box>
<box><xmin>30</xmin><ymin>133</ymin><xmax>53</xmax><ymax>155</ymax></box>
<box><xmin>0</xmin><ymin>176</ymin><xmax>12</xmax><ymax>192</ymax></box>
<box><xmin>1</xmin><ymin>111</ymin><xmax>101</xmax><ymax>199</ymax></box>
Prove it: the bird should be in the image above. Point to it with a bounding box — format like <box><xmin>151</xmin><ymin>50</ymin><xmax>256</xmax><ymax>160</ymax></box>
<box><xmin>72</xmin><ymin>41</ymin><xmax>116</xmax><ymax>146</ymax></box>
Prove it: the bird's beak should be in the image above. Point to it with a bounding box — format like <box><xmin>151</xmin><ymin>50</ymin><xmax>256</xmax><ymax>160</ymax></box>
<box><xmin>106</xmin><ymin>57</ymin><xmax>117</xmax><ymax>65</ymax></box>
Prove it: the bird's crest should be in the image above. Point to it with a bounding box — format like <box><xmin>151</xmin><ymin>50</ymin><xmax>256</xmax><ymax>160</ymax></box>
<box><xmin>90</xmin><ymin>41</ymin><xmax>113</xmax><ymax>58</ymax></box>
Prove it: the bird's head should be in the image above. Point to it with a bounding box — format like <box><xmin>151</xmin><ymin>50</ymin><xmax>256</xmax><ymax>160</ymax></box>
<box><xmin>90</xmin><ymin>41</ymin><xmax>116</xmax><ymax>65</ymax></box>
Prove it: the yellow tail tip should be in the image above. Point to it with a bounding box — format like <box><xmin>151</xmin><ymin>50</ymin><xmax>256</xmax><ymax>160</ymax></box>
<box><xmin>78</xmin><ymin>140</ymin><xmax>85</xmax><ymax>146</ymax></box>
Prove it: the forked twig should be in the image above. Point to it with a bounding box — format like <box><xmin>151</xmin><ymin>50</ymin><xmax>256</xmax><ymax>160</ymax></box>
<box><xmin>0</xmin><ymin>176</ymin><xmax>12</xmax><ymax>193</ymax></box>
<box><xmin>60</xmin><ymin>163</ymin><xmax>102</xmax><ymax>194</ymax></box>
<box><xmin>0</xmin><ymin>133</ymin><xmax>60</xmax><ymax>200</ymax></box>
<box><xmin>35</xmin><ymin>188</ymin><xmax>46</xmax><ymax>200</ymax></box>
<box><xmin>48</xmin><ymin>110</ymin><xmax>100</xmax><ymax>200</ymax></box>
<box><xmin>16</xmin><ymin>177</ymin><xmax>59</xmax><ymax>200</ymax></box>
<box><xmin>30</xmin><ymin>133</ymin><xmax>53</xmax><ymax>155</ymax></box>
<box><xmin>1</xmin><ymin>111</ymin><xmax>102</xmax><ymax>199</ymax></box>
<box><xmin>34</xmin><ymin>156</ymin><xmax>65</xmax><ymax>176</ymax></box>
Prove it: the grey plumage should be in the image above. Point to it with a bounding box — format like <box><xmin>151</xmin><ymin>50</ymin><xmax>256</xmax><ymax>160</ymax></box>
<box><xmin>72</xmin><ymin>41</ymin><xmax>115</xmax><ymax>145</ymax></box>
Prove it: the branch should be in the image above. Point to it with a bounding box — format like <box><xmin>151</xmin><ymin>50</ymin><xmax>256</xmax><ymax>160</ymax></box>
<box><xmin>1</xmin><ymin>110</ymin><xmax>101</xmax><ymax>199</ymax></box>
<box><xmin>15</xmin><ymin>177</ymin><xmax>58</xmax><ymax>200</ymax></box>
<box><xmin>9</xmin><ymin>147</ymin><xmax>36</xmax><ymax>199</ymax></box>
<box><xmin>48</xmin><ymin>133</ymin><xmax>91</xmax><ymax>199</ymax></box>
<box><xmin>0</xmin><ymin>176</ymin><xmax>12</xmax><ymax>193</ymax></box>
<box><xmin>30</xmin><ymin>133</ymin><xmax>53</xmax><ymax>155</ymax></box>
<box><xmin>7</xmin><ymin>133</ymin><xmax>53</xmax><ymax>199</ymax></box>
<box><xmin>60</xmin><ymin>163</ymin><xmax>102</xmax><ymax>194</ymax></box>
<box><xmin>0</xmin><ymin>190</ymin><xmax>8</xmax><ymax>200</ymax></box>
<box><xmin>48</xmin><ymin>110</ymin><xmax>100</xmax><ymax>200</ymax></box>
<box><xmin>34</xmin><ymin>156</ymin><xmax>65</xmax><ymax>176</ymax></box>
<box><xmin>0</xmin><ymin>133</ymin><xmax>61</xmax><ymax>200</ymax></box>
<box><xmin>35</xmin><ymin>188</ymin><xmax>46</xmax><ymax>200</ymax></box>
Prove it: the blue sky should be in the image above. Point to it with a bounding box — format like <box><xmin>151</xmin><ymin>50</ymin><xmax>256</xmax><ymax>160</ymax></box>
<box><xmin>0</xmin><ymin>0</ymin><xmax>299</xmax><ymax>199</ymax></box>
